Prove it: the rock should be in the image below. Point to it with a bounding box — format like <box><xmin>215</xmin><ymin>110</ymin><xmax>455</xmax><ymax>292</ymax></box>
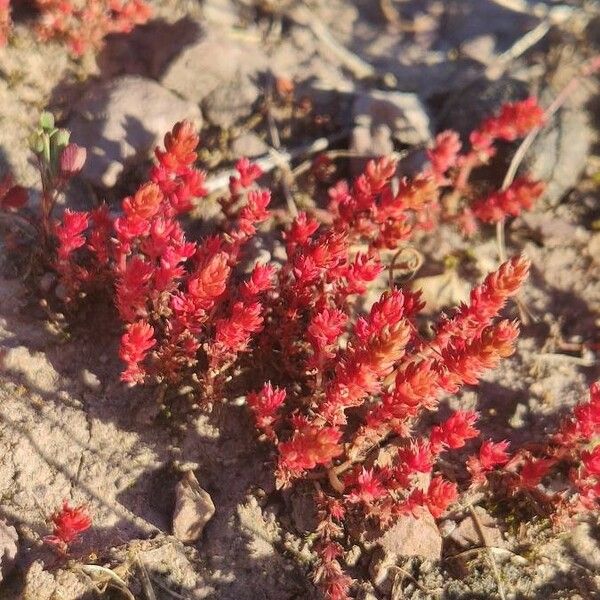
<box><xmin>80</xmin><ymin>368</ymin><xmax>101</xmax><ymax>392</ymax></box>
<box><xmin>0</xmin><ymin>520</ymin><xmax>17</xmax><ymax>583</ymax></box>
<box><xmin>376</xmin><ymin>512</ymin><xmax>442</xmax><ymax>562</ymax></box>
<box><xmin>231</xmin><ymin>132</ymin><xmax>268</xmax><ymax>159</ymax></box>
<box><xmin>202</xmin><ymin>0</ymin><xmax>240</xmax><ymax>28</ymax></box>
<box><xmin>351</xmin><ymin>92</ymin><xmax>430</xmax><ymax>175</ymax></box>
<box><xmin>460</xmin><ymin>35</ymin><xmax>497</xmax><ymax>65</ymax></box>
<box><xmin>289</xmin><ymin>485</ymin><xmax>318</xmax><ymax>534</ymax></box>
<box><xmin>134</xmin><ymin>538</ymin><xmax>214</xmax><ymax>597</ymax></box>
<box><xmin>22</xmin><ymin>561</ymin><xmax>93</xmax><ymax>600</ymax></box>
<box><xmin>518</xmin><ymin>212</ymin><xmax>587</xmax><ymax>248</ymax></box>
<box><xmin>172</xmin><ymin>471</ymin><xmax>215</xmax><ymax>543</ymax></box>
<box><xmin>369</xmin><ymin>510</ymin><xmax>443</xmax><ymax>592</ymax></box>
<box><xmin>509</xmin><ymin>403</ymin><xmax>528</xmax><ymax>428</ymax></box>
<box><xmin>350</xmin><ymin>125</ymin><xmax>394</xmax><ymax>173</ymax></box>
<box><xmin>438</xmin><ymin>519</ymin><xmax>457</xmax><ymax>538</ymax></box>
<box><xmin>526</xmin><ymin>103</ymin><xmax>592</xmax><ymax>206</ymax></box>
<box><xmin>449</xmin><ymin>506</ymin><xmax>505</xmax><ymax>549</ymax></box>
<box><xmin>38</xmin><ymin>272</ymin><xmax>56</xmax><ymax>294</ymax></box>
<box><xmin>568</xmin><ymin>522</ymin><xmax>600</xmax><ymax>569</ymax></box>
<box><xmin>351</xmin><ymin>90</ymin><xmax>430</xmax><ymax>174</ymax></box>
<box><xmin>410</xmin><ymin>269</ymin><xmax>471</xmax><ymax>315</ymax></box>
<box><xmin>353</xmin><ymin>91</ymin><xmax>431</xmax><ymax>147</ymax></box>
<box><xmin>161</xmin><ymin>27</ymin><xmax>267</xmax><ymax>105</ymax></box>
<box><xmin>587</xmin><ymin>232</ymin><xmax>600</xmax><ymax>264</ymax></box>
<box><xmin>344</xmin><ymin>544</ymin><xmax>362</xmax><ymax>567</ymax></box>
<box><xmin>97</xmin><ymin>18</ymin><xmax>203</xmax><ymax>80</ymax></box>
<box><xmin>202</xmin><ymin>72</ymin><xmax>260</xmax><ymax>128</ymax></box>
<box><xmin>22</xmin><ymin>562</ymin><xmax>56</xmax><ymax>600</ymax></box>
<box><xmin>438</xmin><ymin>77</ymin><xmax>528</xmax><ymax>139</ymax></box>
<box><xmin>68</xmin><ymin>76</ymin><xmax>202</xmax><ymax>187</ymax></box>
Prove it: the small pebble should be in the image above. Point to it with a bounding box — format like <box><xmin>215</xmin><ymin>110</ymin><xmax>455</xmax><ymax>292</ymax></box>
<box><xmin>438</xmin><ymin>519</ymin><xmax>456</xmax><ymax>537</ymax></box>
<box><xmin>80</xmin><ymin>368</ymin><xmax>102</xmax><ymax>391</ymax></box>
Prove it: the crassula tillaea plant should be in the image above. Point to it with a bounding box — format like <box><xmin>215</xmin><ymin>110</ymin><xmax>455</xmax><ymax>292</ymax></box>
<box><xmin>19</xmin><ymin>95</ymin><xmax>595</xmax><ymax>599</ymax></box>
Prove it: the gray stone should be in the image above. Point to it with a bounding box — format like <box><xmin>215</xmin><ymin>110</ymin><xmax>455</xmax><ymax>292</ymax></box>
<box><xmin>231</xmin><ymin>132</ymin><xmax>268</xmax><ymax>159</ymax></box>
<box><xmin>526</xmin><ymin>103</ymin><xmax>592</xmax><ymax>206</ymax></box>
<box><xmin>369</xmin><ymin>510</ymin><xmax>443</xmax><ymax>592</ymax></box>
<box><xmin>449</xmin><ymin>506</ymin><xmax>505</xmax><ymax>549</ymax></box>
<box><xmin>353</xmin><ymin>90</ymin><xmax>432</xmax><ymax>146</ymax></box>
<box><xmin>80</xmin><ymin>368</ymin><xmax>101</xmax><ymax>392</ymax></box>
<box><xmin>68</xmin><ymin>76</ymin><xmax>202</xmax><ymax>187</ymax></box>
<box><xmin>460</xmin><ymin>35</ymin><xmax>497</xmax><ymax>65</ymax></box>
<box><xmin>97</xmin><ymin>18</ymin><xmax>203</xmax><ymax>80</ymax></box>
<box><xmin>161</xmin><ymin>27</ymin><xmax>266</xmax><ymax>105</ymax></box>
<box><xmin>172</xmin><ymin>471</ymin><xmax>215</xmax><ymax>543</ymax></box>
<box><xmin>438</xmin><ymin>77</ymin><xmax>528</xmax><ymax>138</ymax></box>
<box><xmin>376</xmin><ymin>511</ymin><xmax>442</xmax><ymax>561</ymax></box>
<box><xmin>202</xmin><ymin>72</ymin><xmax>260</xmax><ymax>128</ymax></box>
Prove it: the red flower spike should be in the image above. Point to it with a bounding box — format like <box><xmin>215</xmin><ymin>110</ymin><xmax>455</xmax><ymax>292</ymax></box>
<box><xmin>396</xmin><ymin>440</ymin><xmax>433</xmax><ymax>475</ymax></box>
<box><xmin>235</xmin><ymin>157</ymin><xmax>263</xmax><ymax>188</ymax></box>
<box><xmin>430</xmin><ymin>410</ymin><xmax>479</xmax><ymax>452</ymax></box>
<box><xmin>307</xmin><ymin>308</ymin><xmax>348</xmax><ymax>360</ymax></box>
<box><xmin>519</xmin><ymin>458</ymin><xmax>554</xmax><ymax>490</ymax></box>
<box><xmin>321</xmin><ymin>290</ymin><xmax>412</xmax><ymax>425</ymax></box>
<box><xmin>426</xmin><ymin>476</ymin><xmax>458</xmax><ymax>518</ymax></box>
<box><xmin>0</xmin><ymin>0</ymin><xmax>11</xmax><ymax>47</ymax></box>
<box><xmin>581</xmin><ymin>445</ymin><xmax>600</xmax><ymax>477</ymax></box>
<box><xmin>212</xmin><ymin>300</ymin><xmax>264</xmax><ymax>359</ymax></box>
<box><xmin>479</xmin><ymin>439</ymin><xmax>510</xmax><ymax>470</ymax></box>
<box><xmin>472</xmin><ymin>177</ymin><xmax>545</xmax><ymax>223</ymax></box>
<box><xmin>44</xmin><ymin>501</ymin><xmax>92</xmax><ymax>553</ymax></box>
<box><xmin>240</xmin><ymin>263</ymin><xmax>276</xmax><ymax>299</ymax></box>
<box><xmin>54</xmin><ymin>210</ymin><xmax>89</xmax><ymax>261</ymax></box>
<box><xmin>247</xmin><ymin>382</ymin><xmax>286</xmax><ymax>440</ymax></box>
<box><xmin>426</xmin><ymin>130</ymin><xmax>461</xmax><ymax>183</ymax></box>
<box><xmin>364</xmin><ymin>156</ymin><xmax>397</xmax><ymax>193</ymax></box>
<box><xmin>345</xmin><ymin>468</ymin><xmax>386</xmax><ymax>504</ymax></box>
<box><xmin>123</xmin><ymin>181</ymin><xmax>163</xmax><ymax>219</ymax></box>
<box><xmin>119</xmin><ymin>320</ymin><xmax>156</xmax><ymax>383</ymax></box>
<box><xmin>472</xmin><ymin>97</ymin><xmax>544</xmax><ymax>150</ymax></box>
<box><xmin>156</xmin><ymin>120</ymin><xmax>199</xmax><ymax>170</ymax></box>
<box><xmin>284</xmin><ymin>211</ymin><xmax>320</xmax><ymax>255</ymax></box>
<box><xmin>36</xmin><ymin>0</ymin><xmax>151</xmax><ymax>56</ymax></box>
<box><xmin>276</xmin><ymin>425</ymin><xmax>343</xmax><ymax>487</ymax></box>
<box><xmin>432</xmin><ymin>255</ymin><xmax>529</xmax><ymax>352</ymax></box>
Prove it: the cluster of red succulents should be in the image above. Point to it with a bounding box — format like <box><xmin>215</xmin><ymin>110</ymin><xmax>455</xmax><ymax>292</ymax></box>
<box><xmin>460</xmin><ymin>380</ymin><xmax>600</xmax><ymax>537</ymax></box>
<box><xmin>54</xmin><ymin>120</ymin><xmax>273</xmax><ymax>394</ymax></box>
<box><xmin>0</xmin><ymin>0</ymin><xmax>151</xmax><ymax>55</ymax></box>
<box><xmin>425</xmin><ymin>97</ymin><xmax>546</xmax><ymax>234</ymax></box>
<box><xmin>245</xmin><ymin>249</ymin><xmax>528</xmax><ymax>598</ymax></box>
<box><xmin>42</xmin><ymin>96</ymin><xmax>595</xmax><ymax>599</ymax></box>
<box><xmin>35</xmin><ymin>0</ymin><xmax>151</xmax><ymax>55</ymax></box>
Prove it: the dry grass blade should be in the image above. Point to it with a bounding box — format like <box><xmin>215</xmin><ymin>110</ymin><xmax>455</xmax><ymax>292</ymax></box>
<box><xmin>469</xmin><ymin>505</ymin><xmax>507</xmax><ymax>600</ymax></box>
<box><xmin>136</xmin><ymin>555</ymin><xmax>158</xmax><ymax>600</ymax></box>
<box><xmin>287</xmin><ymin>2</ymin><xmax>396</xmax><ymax>86</ymax></box>
<box><xmin>79</xmin><ymin>564</ymin><xmax>136</xmax><ymax>600</ymax></box>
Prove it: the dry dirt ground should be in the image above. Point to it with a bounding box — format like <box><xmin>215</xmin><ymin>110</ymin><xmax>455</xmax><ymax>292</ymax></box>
<box><xmin>0</xmin><ymin>0</ymin><xmax>600</xmax><ymax>599</ymax></box>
